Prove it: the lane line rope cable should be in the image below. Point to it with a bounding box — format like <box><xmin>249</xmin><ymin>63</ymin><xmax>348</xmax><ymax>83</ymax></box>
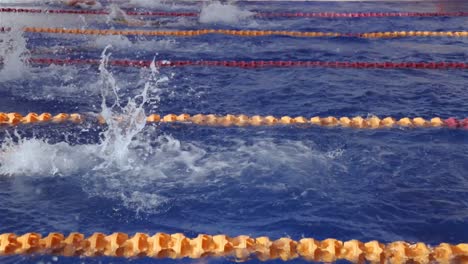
<box><xmin>1</xmin><ymin>7</ymin><xmax>468</xmax><ymax>18</ymax></box>
<box><xmin>2</xmin><ymin>27</ymin><xmax>467</xmax><ymax>38</ymax></box>
<box><xmin>27</xmin><ymin>58</ymin><xmax>468</xmax><ymax>70</ymax></box>
<box><xmin>1</xmin><ymin>113</ymin><xmax>467</xmax><ymax>129</ymax></box>
<box><xmin>0</xmin><ymin>232</ymin><xmax>467</xmax><ymax>263</ymax></box>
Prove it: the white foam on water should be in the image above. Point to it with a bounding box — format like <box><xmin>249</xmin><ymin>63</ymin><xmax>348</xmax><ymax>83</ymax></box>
<box><xmin>107</xmin><ymin>4</ymin><xmax>131</xmax><ymax>22</ymax></box>
<box><xmin>4</xmin><ymin>62</ymin><xmax>104</xmax><ymax>102</ymax></box>
<box><xmin>199</xmin><ymin>1</ymin><xmax>254</xmax><ymax>24</ymax></box>
<box><xmin>123</xmin><ymin>0</ymin><xmax>187</xmax><ymax>9</ymax></box>
<box><xmin>0</xmin><ymin>0</ymin><xmax>53</xmax><ymax>3</ymax></box>
<box><xmin>106</xmin><ymin>4</ymin><xmax>151</xmax><ymax>26</ymax></box>
<box><xmin>94</xmin><ymin>35</ymin><xmax>134</xmax><ymax>51</ymax></box>
<box><xmin>0</xmin><ymin>8</ymin><xmax>97</xmax><ymax>81</ymax></box>
<box><xmin>0</xmin><ymin>26</ymin><xmax>30</xmax><ymax>81</ymax></box>
<box><xmin>41</xmin><ymin>64</ymin><xmax>100</xmax><ymax>98</ymax></box>
<box><xmin>74</xmin><ymin>1</ymin><xmax>103</xmax><ymax>9</ymax></box>
<box><xmin>125</xmin><ymin>0</ymin><xmax>166</xmax><ymax>8</ymax></box>
<box><xmin>92</xmin><ymin>35</ymin><xmax>176</xmax><ymax>51</ymax></box>
<box><xmin>0</xmin><ymin>11</ymin><xmax>91</xmax><ymax>28</ymax></box>
<box><xmin>0</xmin><ymin>133</ymin><xmax>98</xmax><ymax>176</ymax></box>
<box><xmin>0</xmin><ymin>134</ymin><xmax>345</xmax><ymax>213</ymax></box>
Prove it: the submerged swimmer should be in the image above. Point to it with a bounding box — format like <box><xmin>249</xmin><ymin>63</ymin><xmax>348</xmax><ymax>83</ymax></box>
<box><xmin>65</xmin><ymin>0</ymin><xmax>102</xmax><ymax>9</ymax></box>
<box><xmin>64</xmin><ymin>1</ymin><xmax>164</xmax><ymax>27</ymax></box>
<box><xmin>108</xmin><ymin>4</ymin><xmax>166</xmax><ymax>27</ymax></box>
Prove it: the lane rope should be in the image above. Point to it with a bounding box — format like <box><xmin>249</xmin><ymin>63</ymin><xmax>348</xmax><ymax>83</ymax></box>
<box><xmin>0</xmin><ymin>7</ymin><xmax>197</xmax><ymax>17</ymax></box>
<box><xmin>28</xmin><ymin>58</ymin><xmax>468</xmax><ymax>70</ymax></box>
<box><xmin>1</xmin><ymin>112</ymin><xmax>468</xmax><ymax>129</ymax></box>
<box><xmin>0</xmin><ymin>232</ymin><xmax>467</xmax><ymax>263</ymax></box>
<box><xmin>257</xmin><ymin>11</ymin><xmax>468</xmax><ymax>18</ymax></box>
<box><xmin>12</xmin><ymin>27</ymin><xmax>468</xmax><ymax>38</ymax></box>
<box><xmin>1</xmin><ymin>8</ymin><xmax>468</xmax><ymax>18</ymax></box>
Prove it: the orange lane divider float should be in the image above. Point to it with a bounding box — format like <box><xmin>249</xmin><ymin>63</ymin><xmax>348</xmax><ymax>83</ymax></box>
<box><xmin>14</xmin><ymin>27</ymin><xmax>468</xmax><ymax>38</ymax></box>
<box><xmin>28</xmin><ymin>58</ymin><xmax>468</xmax><ymax>70</ymax></box>
<box><xmin>0</xmin><ymin>232</ymin><xmax>467</xmax><ymax>263</ymax></box>
<box><xmin>1</xmin><ymin>7</ymin><xmax>468</xmax><ymax>18</ymax></box>
<box><xmin>1</xmin><ymin>113</ymin><xmax>468</xmax><ymax>129</ymax></box>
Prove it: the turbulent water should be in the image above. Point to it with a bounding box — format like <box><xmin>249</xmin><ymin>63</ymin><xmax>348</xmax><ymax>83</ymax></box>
<box><xmin>0</xmin><ymin>0</ymin><xmax>468</xmax><ymax>263</ymax></box>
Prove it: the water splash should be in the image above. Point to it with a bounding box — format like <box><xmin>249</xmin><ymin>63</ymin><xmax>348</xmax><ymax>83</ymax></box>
<box><xmin>0</xmin><ymin>131</ymin><xmax>95</xmax><ymax>176</ymax></box>
<box><xmin>0</xmin><ymin>47</ymin><xmax>345</xmax><ymax>213</ymax></box>
<box><xmin>0</xmin><ymin>133</ymin><xmax>345</xmax><ymax>214</ymax></box>
<box><xmin>106</xmin><ymin>4</ymin><xmax>143</xmax><ymax>26</ymax></box>
<box><xmin>0</xmin><ymin>46</ymin><xmax>172</xmax><ymax>211</ymax></box>
<box><xmin>93</xmin><ymin>35</ymin><xmax>177</xmax><ymax>51</ymax></box>
<box><xmin>96</xmin><ymin>45</ymin><xmax>156</xmax><ymax>168</ymax></box>
<box><xmin>0</xmin><ymin>26</ymin><xmax>30</xmax><ymax>81</ymax></box>
<box><xmin>199</xmin><ymin>1</ymin><xmax>254</xmax><ymax>24</ymax></box>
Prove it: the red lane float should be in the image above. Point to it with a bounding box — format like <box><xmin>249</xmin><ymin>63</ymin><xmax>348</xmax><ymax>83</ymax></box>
<box><xmin>1</xmin><ymin>8</ymin><xmax>467</xmax><ymax>18</ymax></box>
<box><xmin>28</xmin><ymin>58</ymin><xmax>468</xmax><ymax>70</ymax></box>
<box><xmin>444</xmin><ymin>117</ymin><xmax>468</xmax><ymax>128</ymax></box>
<box><xmin>257</xmin><ymin>11</ymin><xmax>468</xmax><ymax>18</ymax></box>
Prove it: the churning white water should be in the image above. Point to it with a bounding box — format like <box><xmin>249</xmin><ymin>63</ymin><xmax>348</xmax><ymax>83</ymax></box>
<box><xmin>0</xmin><ymin>26</ymin><xmax>30</xmax><ymax>81</ymax></box>
<box><xmin>199</xmin><ymin>1</ymin><xmax>254</xmax><ymax>24</ymax></box>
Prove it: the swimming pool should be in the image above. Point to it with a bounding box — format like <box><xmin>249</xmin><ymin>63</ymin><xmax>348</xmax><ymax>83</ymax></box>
<box><xmin>0</xmin><ymin>0</ymin><xmax>468</xmax><ymax>263</ymax></box>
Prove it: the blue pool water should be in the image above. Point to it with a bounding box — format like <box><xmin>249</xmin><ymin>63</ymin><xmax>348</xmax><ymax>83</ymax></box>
<box><xmin>0</xmin><ymin>0</ymin><xmax>468</xmax><ymax>263</ymax></box>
